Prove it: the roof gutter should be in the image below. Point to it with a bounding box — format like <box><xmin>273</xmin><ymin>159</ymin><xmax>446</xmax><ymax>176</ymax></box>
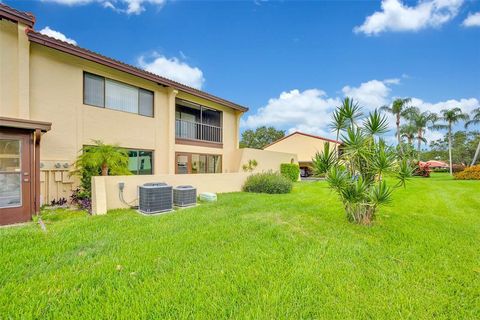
<box><xmin>0</xmin><ymin>4</ymin><xmax>35</xmax><ymax>28</ymax></box>
<box><xmin>26</xmin><ymin>30</ymin><xmax>249</xmax><ymax>113</ymax></box>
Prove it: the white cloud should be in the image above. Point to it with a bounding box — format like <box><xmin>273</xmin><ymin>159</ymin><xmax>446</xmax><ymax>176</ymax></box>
<box><xmin>241</xmin><ymin>78</ymin><xmax>479</xmax><ymax>145</ymax></box>
<box><xmin>411</xmin><ymin>97</ymin><xmax>480</xmax><ymax>114</ymax></box>
<box><xmin>424</xmin><ymin>129</ymin><xmax>445</xmax><ymax>143</ymax></box>
<box><xmin>354</xmin><ymin>0</ymin><xmax>463</xmax><ymax>35</ymax></box>
<box><xmin>384</xmin><ymin>78</ymin><xmax>401</xmax><ymax>85</ymax></box>
<box><xmin>42</xmin><ymin>0</ymin><xmax>165</xmax><ymax>14</ymax></box>
<box><xmin>462</xmin><ymin>12</ymin><xmax>480</xmax><ymax>27</ymax></box>
<box><xmin>342</xmin><ymin>79</ymin><xmax>399</xmax><ymax>110</ymax></box>
<box><xmin>39</xmin><ymin>26</ymin><xmax>77</xmax><ymax>45</ymax></box>
<box><xmin>241</xmin><ymin>89</ymin><xmax>341</xmax><ymax>137</ymax></box>
<box><xmin>138</xmin><ymin>53</ymin><xmax>205</xmax><ymax>89</ymax></box>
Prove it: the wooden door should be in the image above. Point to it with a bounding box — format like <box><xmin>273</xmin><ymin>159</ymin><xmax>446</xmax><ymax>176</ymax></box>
<box><xmin>0</xmin><ymin>130</ymin><xmax>32</xmax><ymax>225</ymax></box>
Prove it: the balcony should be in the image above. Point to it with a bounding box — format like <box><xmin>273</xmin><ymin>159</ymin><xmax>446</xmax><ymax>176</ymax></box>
<box><xmin>175</xmin><ymin>119</ymin><xmax>223</xmax><ymax>144</ymax></box>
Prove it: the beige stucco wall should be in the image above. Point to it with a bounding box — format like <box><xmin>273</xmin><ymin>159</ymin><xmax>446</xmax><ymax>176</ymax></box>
<box><xmin>92</xmin><ymin>173</ymin><xmax>251</xmax><ymax>214</ymax></box>
<box><xmin>233</xmin><ymin>148</ymin><xmax>298</xmax><ymax>173</ymax></box>
<box><xmin>91</xmin><ymin>148</ymin><xmax>298</xmax><ymax>214</ymax></box>
<box><xmin>1</xmin><ymin>36</ymin><xmax>243</xmax><ymax>204</ymax></box>
<box><xmin>0</xmin><ymin>19</ymin><xmax>26</xmax><ymax>118</ymax></box>
<box><xmin>2</xmin><ymin>18</ymin><xmax>301</xmax><ymax>210</ymax></box>
<box><xmin>264</xmin><ymin>133</ymin><xmax>339</xmax><ymax>163</ymax></box>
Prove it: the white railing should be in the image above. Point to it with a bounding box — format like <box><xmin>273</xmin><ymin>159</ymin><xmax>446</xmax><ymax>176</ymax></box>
<box><xmin>175</xmin><ymin>119</ymin><xmax>223</xmax><ymax>143</ymax></box>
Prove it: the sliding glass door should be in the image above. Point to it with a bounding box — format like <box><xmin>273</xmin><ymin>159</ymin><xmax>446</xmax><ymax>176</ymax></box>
<box><xmin>175</xmin><ymin>153</ymin><xmax>222</xmax><ymax>174</ymax></box>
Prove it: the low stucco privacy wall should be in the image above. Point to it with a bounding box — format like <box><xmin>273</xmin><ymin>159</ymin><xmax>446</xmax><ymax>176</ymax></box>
<box><xmin>92</xmin><ymin>173</ymin><xmax>250</xmax><ymax>214</ymax></box>
<box><xmin>234</xmin><ymin>148</ymin><xmax>298</xmax><ymax>173</ymax></box>
<box><xmin>91</xmin><ymin>149</ymin><xmax>298</xmax><ymax>215</ymax></box>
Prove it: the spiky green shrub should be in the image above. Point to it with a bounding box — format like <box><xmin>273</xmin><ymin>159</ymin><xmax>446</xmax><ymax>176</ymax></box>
<box><xmin>312</xmin><ymin>142</ymin><xmax>336</xmax><ymax>177</ymax></box>
<box><xmin>313</xmin><ymin>100</ymin><xmax>413</xmax><ymax>225</ymax></box>
<box><xmin>280</xmin><ymin>163</ymin><xmax>300</xmax><ymax>182</ymax></box>
<box><xmin>243</xmin><ymin>171</ymin><xmax>292</xmax><ymax>194</ymax></box>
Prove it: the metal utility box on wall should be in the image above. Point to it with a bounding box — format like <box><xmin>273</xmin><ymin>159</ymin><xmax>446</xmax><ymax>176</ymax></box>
<box><xmin>138</xmin><ymin>183</ymin><xmax>173</xmax><ymax>214</ymax></box>
<box><xmin>173</xmin><ymin>185</ymin><xmax>197</xmax><ymax>207</ymax></box>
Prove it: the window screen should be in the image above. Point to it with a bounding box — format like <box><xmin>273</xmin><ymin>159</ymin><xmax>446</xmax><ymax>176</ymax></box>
<box><xmin>84</xmin><ymin>73</ymin><xmax>105</xmax><ymax>107</ymax></box>
<box><xmin>139</xmin><ymin>89</ymin><xmax>154</xmax><ymax>117</ymax></box>
<box><xmin>84</xmin><ymin>72</ymin><xmax>154</xmax><ymax>117</ymax></box>
<box><xmin>105</xmin><ymin>79</ymin><xmax>139</xmax><ymax>114</ymax></box>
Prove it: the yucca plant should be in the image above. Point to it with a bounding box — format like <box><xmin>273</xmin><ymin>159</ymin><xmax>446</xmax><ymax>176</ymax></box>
<box><xmin>312</xmin><ymin>142</ymin><xmax>336</xmax><ymax>176</ymax></box>
<box><xmin>314</xmin><ymin>100</ymin><xmax>413</xmax><ymax>225</ymax></box>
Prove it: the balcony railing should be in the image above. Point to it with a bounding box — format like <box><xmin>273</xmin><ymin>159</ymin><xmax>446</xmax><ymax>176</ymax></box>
<box><xmin>175</xmin><ymin>119</ymin><xmax>223</xmax><ymax>143</ymax></box>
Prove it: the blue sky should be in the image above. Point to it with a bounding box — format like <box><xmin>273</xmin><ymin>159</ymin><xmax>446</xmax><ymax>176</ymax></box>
<box><xmin>6</xmin><ymin>0</ymin><xmax>480</xmax><ymax>142</ymax></box>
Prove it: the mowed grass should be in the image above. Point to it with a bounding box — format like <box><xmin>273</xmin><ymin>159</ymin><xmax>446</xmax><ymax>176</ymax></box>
<box><xmin>0</xmin><ymin>174</ymin><xmax>479</xmax><ymax>319</ymax></box>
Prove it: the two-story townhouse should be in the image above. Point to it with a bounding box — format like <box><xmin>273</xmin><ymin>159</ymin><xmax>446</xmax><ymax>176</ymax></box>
<box><xmin>0</xmin><ymin>3</ymin><xmax>251</xmax><ymax>224</ymax></box>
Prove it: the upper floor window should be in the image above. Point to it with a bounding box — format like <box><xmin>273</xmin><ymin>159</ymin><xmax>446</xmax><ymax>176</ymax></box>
<box><xmin>83</xmin><ymin>72</ymin><xmax>154</xmax><ymax>117</ymax></box>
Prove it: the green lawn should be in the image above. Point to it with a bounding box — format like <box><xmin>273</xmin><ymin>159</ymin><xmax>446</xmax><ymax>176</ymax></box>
<box><xmin>1</xmin><ymin>174</ymin><xmax>479</xmax><ymax>319</ymax></box>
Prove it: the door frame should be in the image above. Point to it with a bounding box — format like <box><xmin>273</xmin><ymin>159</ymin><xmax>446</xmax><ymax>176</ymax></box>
<box><xmin>0</xmin><ymin>129</ymin><xmax>33</xmax><ymax>225</ymax></box>
<box><xmin>0</xmin><ymin>117</ymin><xmax>51</xmax><ymax>225</ymax></box>
<box><xmin>175</xmin><ymin>152</ymin><xmax>223</xmax><ymax>174</ymax></box>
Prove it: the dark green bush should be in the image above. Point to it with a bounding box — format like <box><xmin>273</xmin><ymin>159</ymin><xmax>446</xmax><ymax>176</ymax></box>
<box><xmin>280</xmin><ymin>163</ymin><xmax>300</xmax><ymax>182</ymax></box>
<box><xmin>242</xmin><ymin>171</ymin><xmax>293</xmax><ymax>194</ymax></box>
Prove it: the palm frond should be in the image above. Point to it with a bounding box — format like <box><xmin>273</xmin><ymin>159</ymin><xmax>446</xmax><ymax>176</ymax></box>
<box><xmin>312</xmin><ymin>142</ymin><xmax>337</xmax><ymax>176</ymax></box>
<box><xmin>363</xmin><ymin>109</ymin><xmax>389</xmax><ymax>136</ymax></box>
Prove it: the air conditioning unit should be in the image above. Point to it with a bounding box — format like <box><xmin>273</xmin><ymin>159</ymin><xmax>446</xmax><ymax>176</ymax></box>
<box><xmin>138</xmin><ymin>183</ymin><xmax>172</xmax><ymax>214</ymax></box>
<box><xmin>173</xmin><ymin>185</ymin><xmax>197</xmax><ymax>207</ymax></box>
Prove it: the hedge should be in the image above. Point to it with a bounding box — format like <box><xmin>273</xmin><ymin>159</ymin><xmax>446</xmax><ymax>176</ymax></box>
<box><xmin>280</xmin><ymin>163</ymin><xmax>300</xmax><ymax>182</ymax></box>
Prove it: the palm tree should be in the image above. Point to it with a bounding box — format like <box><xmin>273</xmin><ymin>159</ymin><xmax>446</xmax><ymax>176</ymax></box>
<box><xmin>74</xmin><ymin>140</ymin><xmax>131</xmax><ymax>176</ymax></box>
<box><xmin>380</xmin><ymin>98</ymin><xmax>411</xmax><ymax>151</ymax></box>
<box><xmin>400</xmin><ymin>123</ymin><xmax>419</xmax><ymax>145</ymax></box>
<box><xmin>432</xmin><ymin>108</ymin><xmax>470</xmax><ymax>175</ymax></box>
<box><xmin>465</xmin><ymin>107</ymin><xmax>480</xmax><ymax>166</ymax></box>
<box><xmin>404</xmin><ymin>107</ymin><xmax>437</xmax><ymax>153</ymax></box>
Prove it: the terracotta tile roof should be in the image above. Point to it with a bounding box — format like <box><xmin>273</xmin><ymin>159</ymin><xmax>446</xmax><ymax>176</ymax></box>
<box><xmin>0</xmin><ymin>3</ymin><xmax>35</xmax><ymax>28</ymax></box>
<box><xmin>264</xmin><ymin>131</ymin><xmax>341</xmax><ymax>149</ymax></box>
<box><xmin>426</xmin><ymin>160</ymin><xmax>448</xmax><ymax>167</ymax></box>
<box><xmin>1</xmin><ymin>3</ymin><xmax>248</xmax><ymax>112</ymax></box>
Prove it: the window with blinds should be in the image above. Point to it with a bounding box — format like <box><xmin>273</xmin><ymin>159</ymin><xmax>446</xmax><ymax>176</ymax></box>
<box><xmin>83</xmin><ymin>72</ymin><xmax>154</xmax><ymax>117</ymax></box>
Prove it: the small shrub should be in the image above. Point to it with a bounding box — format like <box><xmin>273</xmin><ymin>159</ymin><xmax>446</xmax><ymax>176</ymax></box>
<box><xmin>280</xmin><ymin>163</ymin><xmax>300</xmax><ymax>182</ymax></box>
<box><xmin>454</xmin><ymin>165</ymin><xmax>480</xmax><ymax>180</ymax></box>
<box><xmin>452</xmin><ymin>164</ymin><xmax>466</xmax><ymax>173</ymax></box>
<box><xmin>243</xmin><ymin>171</ymin><xmax>292</xmax><ymax>194</ymax></box>
<box><xmin>71</xmin><ymin>188</ymin><xmax>92</xmax><ymax>213</ymax></box>
<box><xmin>50</xmin><ymin>198</ymin><xmax>68</xmax><ymax>207</ymax></box>
<box><xmin>242</xmin><ymin>159</ymin><xmax>258</xmax><ymax>172</ymax></box>
<box><xmin>414</xmin><ymin>162</ymin><xmax>430</xmax><ymax>177</ymax></box>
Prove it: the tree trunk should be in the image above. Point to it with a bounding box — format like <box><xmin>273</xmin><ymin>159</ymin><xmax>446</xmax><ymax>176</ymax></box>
<box><xmin>417</xmin><ymin>129</ymin><xmax>422</xmax><ymax>153</ymax></box>
<box><xmin>471</xmin><ymin>141</ymin><xmax>480</xmax><ymax>166</ymax></box>
<box><xmin>448</xmin><ymin>125</ymin><xmax>453</xmax><ymax>175</ymax></box>
<box><xmin>335</xmin><ymin>130</ymin><xmax>340</xmax><ymax>157</ymax></box>
<box><xmin>396</xmin><ymin>114</ymin><xmax>402</xmax><ymax>154</ymax></box>
<box><xmin>101</xmin><ymin>163</ymin><xmax>108</xmax><ymax>176</ymax></box>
